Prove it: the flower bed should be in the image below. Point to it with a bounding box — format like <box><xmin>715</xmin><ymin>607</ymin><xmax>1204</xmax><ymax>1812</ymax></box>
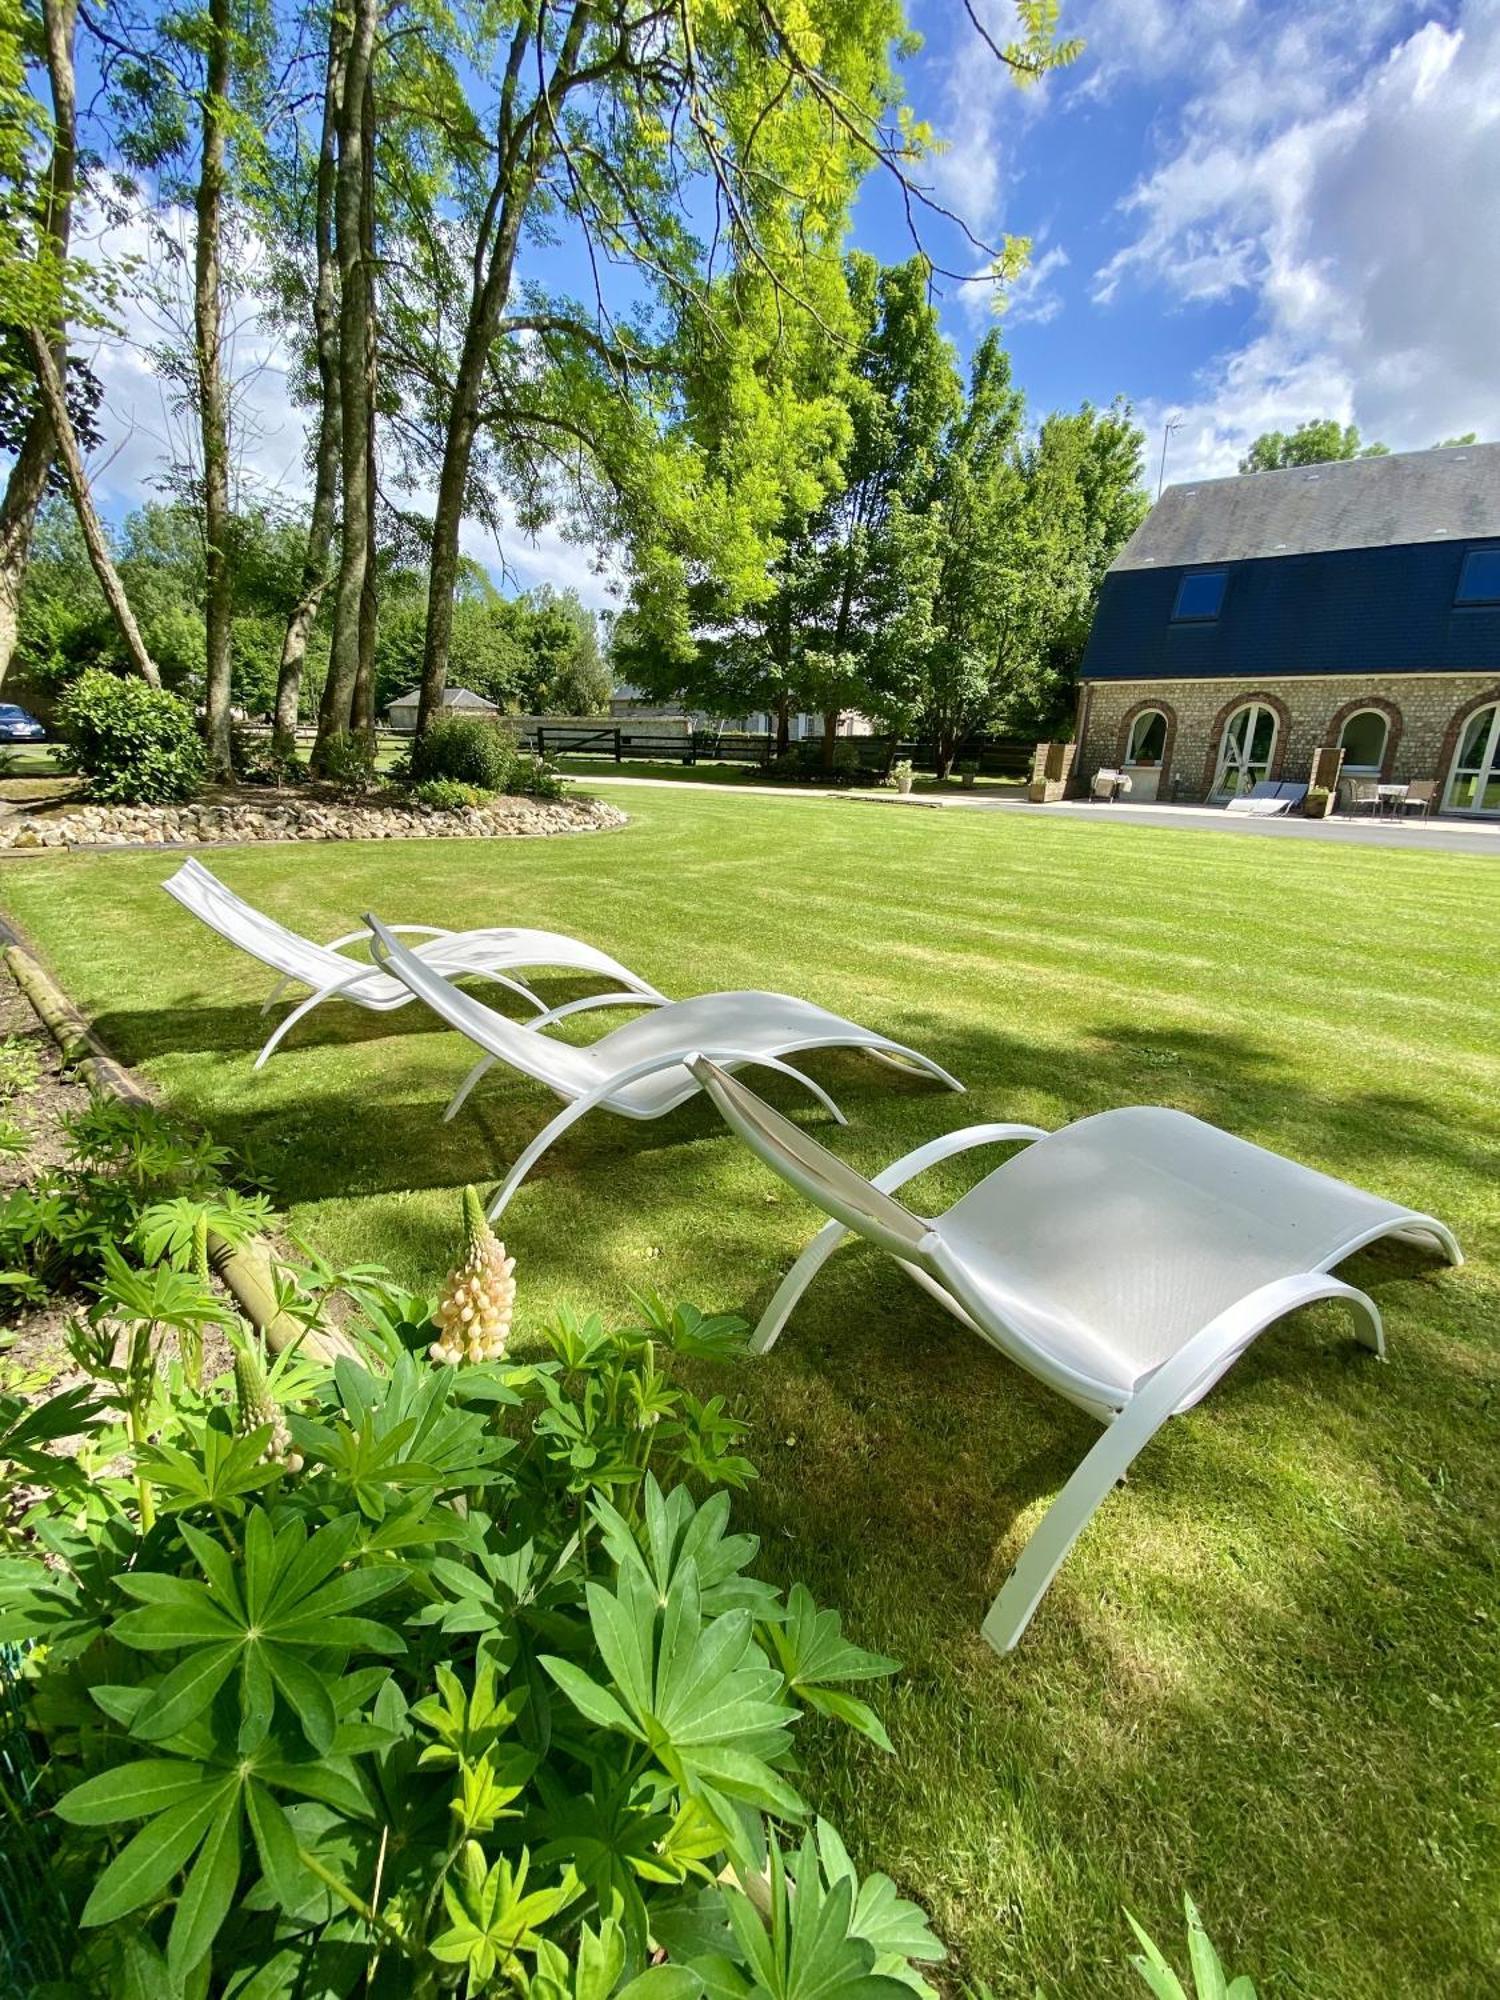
<box><xmin>0</xmin><ymin>791</ymin><xmax>627</xmax><ymax>849</ymax></box>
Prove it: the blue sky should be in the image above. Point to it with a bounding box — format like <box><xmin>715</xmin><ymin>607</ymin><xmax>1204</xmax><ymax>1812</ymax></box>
<box><xmin>77</xmin><ymin>0</ymin><xmax>1500</xmax><ymax>601</ymax></box>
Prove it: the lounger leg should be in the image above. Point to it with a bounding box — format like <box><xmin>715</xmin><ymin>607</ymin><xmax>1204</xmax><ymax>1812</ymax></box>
<box><xmin>980</xmin><ymin>1273</ymin><xmax>1383</xmax><ymax>1653</ymax></box>
<box><xmin>254</xmin><ymin>983</ymin><xmax>374</xmax><ymax>1068</ymax></box>
<box><xmin>751</xmin><ymin>1217</ymin><xmax>851</xmax><ymax>1354</ymax></box>
<box><xmin>261</xmin><ymin>975</ymin><xmax>294</xmax><ymax>1015</ymax></box>
<box><xmin>445</xmin><ymin>1056</ymin><xmax>496</xmax><ymax>1122</ymax></box>
<box><xmin>863</xmin><ymin>1043</ymin><xmax>967</xmax><ymax>1093</ymax></box>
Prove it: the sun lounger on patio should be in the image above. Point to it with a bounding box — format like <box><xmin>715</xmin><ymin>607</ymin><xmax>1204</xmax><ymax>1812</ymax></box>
<box><xmin>162</xmin><ymin>856</ymin><xmax>663</xmax><ymax>1067</ymax></box>
<box><xmin>687</xmin><ymin>1055</ymin><xmax>1462</xmax><ymax>1652</ymax></box>
<box><xmin>363</xmin><ymin>914</ymin><xmax>964</xmax><ymax>1221</ymax></box>
<box><xmin>1225</xmin><ymin>781</ymin><xmax>1308</xmax><ymax>816</ymax></box>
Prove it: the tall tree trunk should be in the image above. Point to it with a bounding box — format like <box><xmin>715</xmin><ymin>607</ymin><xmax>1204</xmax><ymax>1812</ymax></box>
<box><xmin>29</xmin><ymin>335</ymin><xmax>160</xmax><ymax>686</ymax></box>
<box><xmin>26</xmin><ymin>0</ymin><xmax>158</xmax><ymax>687</ymax></box>
<box><xmin>775</xmin><ymin>694</ymin><xmax>790</xmax><ymax>755</ymax></box>
<box><xmin>272</xmin><ymin>6</ymin><xmax>345</xmax><ymax>754</ymax></box>
<box><xmin>821</xmin><ymin>708</ymin><xmax>839</xmax><ymax>768</ymax></box>
<box><xmin>0</xmin><ymin>0</ymin><xmax>79</xmax><ymax>690</ymax></box>
<box><xmin>195</xmin><ymin>0</ymin><xmax>234</xmax><ymax>776</ymax></box>
<box><xmin>0</xmin><ymin>425</ymin><xmax>54</xmax><ymax>693</ymax></box>
<box><xmin>311</xmin><ymin>0</ymin><xmax>377</xmax><ymax>770</ymax></box>
<box><xmin>415</xmin><ymin>10</ymin><xmax>585</xmax><ymax>738</ymax></box>
<box><xmin>351</xmin><ymin>61</ymin><xmax>378</xmax><ymax>744</ymax></box>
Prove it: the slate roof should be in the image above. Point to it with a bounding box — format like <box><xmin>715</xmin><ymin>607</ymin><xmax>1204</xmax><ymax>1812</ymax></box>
<box><xmin>1115</xmin><ymin>442</ymin><xmax>1500</xmax><ymax>571</ymax></box>
<box><xmin>387</xmin><ymin>686</ymin><xmax>497</xmax><ymax>711</ymax></box>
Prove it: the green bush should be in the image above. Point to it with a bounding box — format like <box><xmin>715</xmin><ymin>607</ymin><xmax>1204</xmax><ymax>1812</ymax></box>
<box><xmin>315</xmin><ymin>730</ymin><xmax>379</xmax><ymax>793</ymax></box>
<box><xmin>232</xmin><ymin>729</ymin><xmax>307</xmax><ymax>788</ymax></box>
<box><xmin>0</xmin><ymin>1155</ymin><xmax>940</xmax><ymax>2000</ymax></box>
<box><xmin>410</xmin><ymin>776</ymin><xmax>493</xmax><ymax>813</ymax></box>
<box><xmin>402</xmin><ymin>713</ymin><xmax>516</xmax><ymax>791</ymax></box>
<box><xmin>508</xmin><ymin>749</ymin><xmax>566</xmax><ymax>800</ymax></box>
<box><xmin>58</xmin><ymin>669</ymin><xmax>205</xmax><ymax>805</ymax></box>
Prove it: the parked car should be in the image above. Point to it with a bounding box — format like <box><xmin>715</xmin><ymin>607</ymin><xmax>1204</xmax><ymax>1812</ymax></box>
<box><xmin>0</xmin><ymin>703</ymin><xmax>45</xmax><ymax>743</ymax></box>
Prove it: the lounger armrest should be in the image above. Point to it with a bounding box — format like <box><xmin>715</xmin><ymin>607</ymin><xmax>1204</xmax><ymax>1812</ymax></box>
<box><xmin>524</xmin><ymin>991</ymin><xmax>670</xmax><ymax>1033</ymax></box>
<box><xmin>865</xmin><ymin>1122</ymin><xmax>1050</xmax><ymax>1197</ymax></box>
<box><xmin>323</xmin><ymin>923</ymin><xmax>451</xmax><ymax>954</ymax></box>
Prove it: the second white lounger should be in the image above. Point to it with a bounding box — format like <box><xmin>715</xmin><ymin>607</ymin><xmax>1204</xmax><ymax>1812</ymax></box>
<box><xmin>162</xmin><ymin>856</ymin><xmax>662</xmax><ymax>1067</ymax></box>
<box><xmin>688</xmin><ymin>1056</ymin><xmax>1462</xmax><ymax>1653</ymax></box>
<box><xmin>364</xmin><ymin>914</ymin><xmax>964</xmax><ymax>1220</ymax></box>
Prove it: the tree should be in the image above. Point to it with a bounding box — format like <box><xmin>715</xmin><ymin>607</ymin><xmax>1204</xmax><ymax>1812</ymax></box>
<box><xmin>1436</xmin><ymin>432</ymin><xmax>1479</xmax><ymax>447</ymax></box>
<box><xmin>1239</xmin><ymin>419</ymin><xmax>1388</xmax><ymax>472</ymax></box>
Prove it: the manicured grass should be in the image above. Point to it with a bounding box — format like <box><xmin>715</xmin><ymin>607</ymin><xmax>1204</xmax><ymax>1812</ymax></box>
<box><xmin>1</xmin><ymin>791</ymin><xmax>1497</xmax><ymax>1997</ymax></box>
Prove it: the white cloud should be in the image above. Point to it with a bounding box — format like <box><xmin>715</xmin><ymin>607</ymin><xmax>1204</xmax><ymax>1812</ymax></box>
<box><xmin>1091</xmin><ymin>1</ymin><xmax>1500</xmax><ymax>466</ymax></box>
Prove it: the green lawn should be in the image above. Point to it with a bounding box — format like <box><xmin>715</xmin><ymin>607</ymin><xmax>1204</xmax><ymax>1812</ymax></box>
<box><xmin>1</xmin><ymin>791</ymin><xmax>1497</xmax><ymax>1998</ymax></box>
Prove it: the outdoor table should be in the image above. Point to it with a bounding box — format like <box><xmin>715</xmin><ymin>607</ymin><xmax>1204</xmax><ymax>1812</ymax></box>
<box><xmin>1376</xmin><ymin>783</ymin><xmax>1408</xmax><ymax>817</ymax></box>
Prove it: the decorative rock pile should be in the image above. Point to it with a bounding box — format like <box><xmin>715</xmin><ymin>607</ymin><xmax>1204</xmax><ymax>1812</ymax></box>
<box><xmin>0</xmin><ymin>792</ymin><xmax>627</xmax><ymax>850</ymax></box>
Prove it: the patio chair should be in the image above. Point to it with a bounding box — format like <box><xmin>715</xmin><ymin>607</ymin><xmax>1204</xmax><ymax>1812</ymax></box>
<box><xmin>1091</xmin><ymin>768</ymin><xmax>1128</xmax><ymax>802</ymax></box>
<box><xmin>1341</xmin><ymin>778</ymin><xmax>1382</xmax><ymax>817</ymax></box>
<box><xmin>686</xmin><ymin>1056</ymin><xmax>1462</xmax><ymax>1652</ymax></box>
<box><xmin>363</xmin><ymin>915</ymin><xmax>965</xmax><ymax>1220</ymax></box>
<box><xmin>1400</xmin><ymin>779</ymin><xmax>1438</xmax><ymax>819</ymax></box>
<box><xmin>162</xmin><ymin>856</ymin><xmax>663</xmax><ymax>1068</ymax></box>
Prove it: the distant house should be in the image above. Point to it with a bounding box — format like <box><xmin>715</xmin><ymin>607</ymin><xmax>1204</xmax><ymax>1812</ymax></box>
<box><xmin>1074</xmin><ymin>443</ymin><xmax>1500</xmax><ymax>813</ymax></box>
<box><xmin>385</xmin><ymin>686</ymin><xmax>498</xmax><ymax>734</ymax></box>
<box><xmin>609</xmin><ymin>686</ymin><xmax>874</xmax><ymax>740</ymax></box>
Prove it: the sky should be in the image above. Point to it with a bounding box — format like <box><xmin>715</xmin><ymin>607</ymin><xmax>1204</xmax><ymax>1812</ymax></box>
<box><xmin>69</xmin><ymin>0</ymin><xmax>1500</xmax><ymax>608</ymax></box>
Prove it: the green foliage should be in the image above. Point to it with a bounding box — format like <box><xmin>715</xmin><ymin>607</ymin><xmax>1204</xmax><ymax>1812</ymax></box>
<box><xmin>316</xmin><ymin>731</ymin><xmax>379</xmax><ymax>794</ymax></box>
<box><xmin>410</xmin><ymin>777</ymin><xmax>494</xmax><ymax>813</ymax></box>
<box><xmin>0</xmin><ymin>1033</ymin><xmax>41</xmax><ymax>1100</ymax></box>
<box><xmin>1126</xmin><ymin>1896</ymin><xmax>1258</xmax><ymax>1999</ymax></box>
<box><xmin>58</xmin><ymin>669</ymin><xmax>206</xmax><ymax>805</ymax></box>
<box><xmin>232</xmin><ymin>729</ymin><xmax>308</xmax><ymax>788</ymax></box>
<box><xmin>0</xmin><ymin>1144</ymin><xmax>926</xmax><ymax>1999</ymax></box>
<box><xmin>0</xmin><ymin>1096</ymin><xmax>235</xmax><ymax>1302</ymax></box>
<box><xmin>402</xmin><ymin>714</ymin><xmax>517</xmax><ymax>791</ymax></box>
<box><xmin>1238</xmin><ymin>420</ymin><xmax>1388</xmax><ymax>473</ymax></box>
<box><xmin>509</xmin><ymin>751</ymin><xmax>567</xmax><ymax>801</ymax></box>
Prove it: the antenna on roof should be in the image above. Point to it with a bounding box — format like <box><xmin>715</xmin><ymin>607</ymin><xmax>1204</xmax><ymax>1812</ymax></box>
<box><xmin>1157</xmin><ymin>417</ymin><xmax>1184</xmax><ymax>499</ymax></box>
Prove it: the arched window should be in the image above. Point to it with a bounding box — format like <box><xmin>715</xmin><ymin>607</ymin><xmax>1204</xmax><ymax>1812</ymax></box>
<box><xmin>1446</xmin><ymin>702</ymin><xmax>1500</xmax><ymax>814</ymax></box>
<box><xmin>1339</xmin><ymin>708</ymin><xmax>1389</xmax><ymax>774</ymax></box>
<box><xmin>1124</xmin><ymin>709</ymin><xmax>1167</xmax><ymax>764</ymax></box>
<box><xmin>1213</xmin><ymin>702</ymin><xmax>1278</xmax><ymax>798</ymax></box>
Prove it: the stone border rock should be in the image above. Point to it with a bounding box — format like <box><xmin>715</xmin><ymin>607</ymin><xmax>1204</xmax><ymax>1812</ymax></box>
<box><xmin>0</xmin><ymin>790</ymin><xmax>626</xmax><ymax>850</ymax></box>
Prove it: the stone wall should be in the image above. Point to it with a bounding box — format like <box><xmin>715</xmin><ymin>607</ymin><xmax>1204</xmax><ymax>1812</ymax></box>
<box><xmin>1075</xmin><ymin>672</ymin><xmax>1500</xmax><ymax>802</ymax></box>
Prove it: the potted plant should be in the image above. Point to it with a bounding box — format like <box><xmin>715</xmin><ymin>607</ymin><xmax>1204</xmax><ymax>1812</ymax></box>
<box><xmin>1303</xmin><ymin>786</ymin><xmax>1332</xmax><ymax>819</ymax></box>
<box><xmin>958</xmin><ymin>759</ymin><xmax>980</xmax><ymax>789</ymax></box>
<box><xmin>892</xmin><ymin>758</ymin><xmax>914</xmax><ymax>795</ymax></box>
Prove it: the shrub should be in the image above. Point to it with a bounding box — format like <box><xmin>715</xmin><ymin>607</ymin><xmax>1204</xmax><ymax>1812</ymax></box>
<box><xmin>410</xmin><ymin>776</ymin><xmax>492</xmax><ymax>813</ymax></box>
<box><xmin>315</xmin><ymin>730</ymin><xmax>379</xmax><ymax>793</ymax></box>
<box><xmin>0</xmin><ymin>1166</ymin><xmax>941</xmax><ymax>2000</ymax></box>
<box><xmin>59</xmin><ymin>669</ymin><xmax>204</xmax><ymax>805</ymax></box>
<box><xmin>232</xmin><ymin>729</ymin><xmax>307</xmax><ymax>788</ymax></box>
<box><xmin>508</xmin><ymin>749</ymin><xmax>566</xmax><ymax>800</ymax></box>
<box><xmin>402</xmin><ymin>713</ymin><xmax>516</xmax><ymax>791</ymax></box>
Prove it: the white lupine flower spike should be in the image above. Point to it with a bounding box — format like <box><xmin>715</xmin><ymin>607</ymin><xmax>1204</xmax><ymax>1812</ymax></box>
<box><xmin>430</xmin><ymin>1184</ymin><xmax>516</xmax><ymax>1366</ymax></box>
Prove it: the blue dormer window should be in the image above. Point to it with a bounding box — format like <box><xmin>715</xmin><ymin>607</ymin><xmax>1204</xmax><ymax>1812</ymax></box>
<box><xmin>1456</xmin><ymin>547</ymin><xmax>1500</xmax><ymax>606</ymax></box>
<box><xmin>1172</xmin><ymin>568</ymin><xmax>1228</xmax><ymax>621</ymax></box>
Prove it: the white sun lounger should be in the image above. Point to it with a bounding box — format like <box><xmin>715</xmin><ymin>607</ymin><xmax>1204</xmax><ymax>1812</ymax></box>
<box><xmin>687</xmin><ymin>1056</ymin><xmax>1462</xmax><ymax>1652</ymax></box>
<box><xmin>363</xmin><ymin>915</ymin><xmax>964</xmax><ymax>1221</ymax></box>
<box><xmin>162</xmin><ymin>856</ymin><xmax>663</xmax><ymax>1068</ymax></box>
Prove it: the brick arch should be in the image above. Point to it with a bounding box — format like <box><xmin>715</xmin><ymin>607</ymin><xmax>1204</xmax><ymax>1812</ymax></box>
<box><xmin>1434</xmin><ymin>684</ymin><xmax>1500</xmax><ymax>807</ymax></box>
<box><xmin>1323</xmin><ymin>696</ymin><xmax>1403</xmax><ymax>780</ymax></box>
<box><xmin>1201</xmin><ymin>690</ymin><xmax>1292</xmax><ymax>796</ymax></box>
<box><xmin>1114</xmin><ymin>698</ymin><xmax>1178</xmax><ymax>790</ymax></box>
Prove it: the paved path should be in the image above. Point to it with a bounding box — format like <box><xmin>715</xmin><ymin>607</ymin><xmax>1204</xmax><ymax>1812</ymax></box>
<box><xmin>571</xmin><ymin>772</ymin><xmax>1500</xmax><ymax>857</ymax></box>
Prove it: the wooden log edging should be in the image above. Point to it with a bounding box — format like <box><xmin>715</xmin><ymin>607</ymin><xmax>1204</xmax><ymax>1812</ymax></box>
<box><xmin>0</xmin><ymin>936</ymin><xmax>355</xmax><ymax>1362</ymax></box>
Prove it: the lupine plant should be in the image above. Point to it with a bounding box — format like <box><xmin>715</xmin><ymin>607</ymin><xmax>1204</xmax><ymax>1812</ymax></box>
<box><xmin>0</xmin><ymin>1174</ymin><xmax>943</xmax><ymax>2000</ymax></box>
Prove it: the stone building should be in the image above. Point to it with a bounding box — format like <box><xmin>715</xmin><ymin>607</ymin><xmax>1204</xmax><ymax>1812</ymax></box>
<box><xmin>1069</xmin><ymin>443</ymin><xmax>1500</xmax><ymax>814</ymax></box>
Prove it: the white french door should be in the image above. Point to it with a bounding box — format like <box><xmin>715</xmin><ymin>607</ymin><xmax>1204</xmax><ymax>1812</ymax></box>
<box><xmin>1445</xmin><ymin>703</ymin><xmax>1500</xmax><ymax>814</ymax></box>
<box><xmin>1212</xmin><ymin>703</ymin><xmax>1278</xmax><ymax>800</ymax></box>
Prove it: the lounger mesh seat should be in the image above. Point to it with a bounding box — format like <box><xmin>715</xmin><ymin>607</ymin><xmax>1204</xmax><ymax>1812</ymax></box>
<box><xmin>688</xmin><ymin>1057</ymin><xmax>1462</xmax><ymax>1651</ymax></box>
